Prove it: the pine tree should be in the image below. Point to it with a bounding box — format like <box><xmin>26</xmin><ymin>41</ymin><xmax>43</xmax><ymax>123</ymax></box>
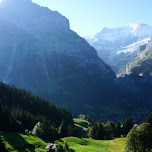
<box><xmin>104</xmin><ymin>121</ymin><xmax>115</xmax><ymax>140</ymax></box>
<box><xmin>92</xmin><ymin>123</ymin><xmax>98</xmax><ymax>139</ymax></box>
<box><xmin>67</xmin><ymin>124</ymin><xmax>73</xmax><ymax>136</ymax></box>
<box><xmin>58</xmin><ymin>120</ymin><xmax>67</xmax><ymax>138</ymax></box>
<box><xmin>41</xmin><ymin>119</ymin><xmax>58</xmax><ymax>141</ymax></box>
<box><xmin>123</xmin><ymin>117</ymin><xmax>133</xmax><ymax>137</ymax></box>
<box><xmin>115</xmin><ymin>121</ymin><xmax>121</xmax><ymax>138</ymax></box>
<box><xmin>97</xmin><ymin>120</ymin><xmax>104</xmax><ymax>140</ymax></box>
<box><xmin>88</xmin><ymin>123</ymin><xmax>98</xmax><ymax>139</ymax></box>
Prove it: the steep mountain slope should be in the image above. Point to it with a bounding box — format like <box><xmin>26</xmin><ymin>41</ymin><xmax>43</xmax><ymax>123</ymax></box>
<box><xmin>0</xmin><ymin>81</ymin><xmax>73</xmax><ymax>132</ymax></box>
<box><xmin>85</xmin><ymin>24</ymin><xmax>152</xmax><ymax>74</ymax></box>
<box><xmin>0</xmin><ymin>0</ymin><xmax>115</xmax><ymax>117</ymax></box>
<box><xmin>126</xmin><ymin>38</ymin><xmax>152</xmax><ymax>75</ymax></box>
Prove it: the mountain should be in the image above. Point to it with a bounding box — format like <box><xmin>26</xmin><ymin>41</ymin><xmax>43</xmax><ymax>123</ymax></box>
<box><xmin>126</xmin><ymin>38</ymin><xmax>152</xmax><ymax>75</ymax></box>
<box><xmin>0</xmin><ymin>0</ymin><xmax>115</xmax><ymax>118</ymax></box>
<box><xmin>85</xmin><ymin>24</ymin><xmax>152</xmax><ymax>74</ymax></box>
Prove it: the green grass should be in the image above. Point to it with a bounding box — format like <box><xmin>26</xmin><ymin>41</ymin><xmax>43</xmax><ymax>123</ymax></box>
<box><xmin>56</xmin><ymin>137</ymin><xmax>126</xmax><ymax>152</ymax></box>
<box><xmin>74</xmin><ymin>118</ymin><xmax>90</xmax><ymax>128</ymax></box>
<box><xmin>74</xmin><ymin>123</ymin><xmax>83</xmax><ymax>129</ymax></box>
<box><xmin>108</xmin><ymin>138</ymin><xmax>126</xmax><ymax>152</ymax></box>
<box><xmin>1</xmin><ymin>132</ymin><xmax>126</xmax><ymax>152</ymax></box>
<box><xmin>1</xmin><ymin>132</ymin><xmax>47</xmax><ymax>152</ymax></box>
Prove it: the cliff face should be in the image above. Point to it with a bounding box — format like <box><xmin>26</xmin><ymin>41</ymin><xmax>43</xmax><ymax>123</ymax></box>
<box><xmin>0</xmin><ymin>0</ymin><xmax>115</xmax><ymax>116</ymax></box>
<box><xmin>126</xmin><ymin>38</ymin><xmax>152</xmax><ymax>75</ymax></box>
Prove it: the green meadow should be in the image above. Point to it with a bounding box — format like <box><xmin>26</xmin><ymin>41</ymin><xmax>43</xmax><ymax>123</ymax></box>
<box><xmin>1</xmin><ymin>132</ymin><xmax>47</xmax><ymax>152</ymax></box>
<box><xmin>73</xmin><ymin>118</ymin><xmax>90</xmax><ymax>128</ymax></box>
<box><xmin>1</xmin><ymin>132</ymin><xmax>126</xmax><ymax>152</ymax></box>
<box><xmin>57</xmin><ymin>137</ymin><xmax>126</xmax><ymax>152</ymax></box>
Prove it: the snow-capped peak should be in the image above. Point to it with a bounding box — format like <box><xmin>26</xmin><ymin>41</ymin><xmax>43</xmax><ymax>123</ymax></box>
<box><xmin>131</xmin><ymin>23</ymin><xmax>152</xmax><ymax>38</ymax></box>
<box><xmin>85</xmin><ymin>23</ymin><xmax>152</xmax><ymax>43</ymax></box>
<box><xmin>128</xmin><ymin>24</ymin><xmax>139</xmax><ymax>30</ymax></box>
<box><xmin>98</xmin><ymin>27</ymin><xmax>107</xmax><ymax>33</ymax></box>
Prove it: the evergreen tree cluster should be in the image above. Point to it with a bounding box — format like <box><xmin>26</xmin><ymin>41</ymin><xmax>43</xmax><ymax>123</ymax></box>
<box><xmin>0</xmin><ymin>82</ymin><xmax>74</xmax><ymax>141</ymax></box>
<box><xmin>88</xmin><ymin>117</ymin><xmax>133</xmax><ymax>140</ymax></box>
<box><xmin>58</xmin><ymin>120</ymin><xmax>74</xmax><ymax>138</ymax></box>
<box><xmin>122</xmin><ymin>117</ymin><xmax>134</xmax><ymax>137</ymax></box>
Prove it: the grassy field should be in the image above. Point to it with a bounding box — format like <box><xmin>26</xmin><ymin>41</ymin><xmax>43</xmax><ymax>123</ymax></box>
<box><xmin>108</xmin><ymin>138</ymin><xmax>126</xmax><ymax>152</ymax></box>
<box><xmin>73</xmin><ymin>118</ymin><xmax>90</xmax><ymax>128</ymax></box>
<box><xmin>1</xmin><ymin>132</ymin><xmax>47</xmax><ymax>152</ymax></box>
<box><xmin>1</xmin><ymin>132</ymin><xmax>126</xmax><ymax>152</ymax></box>
<box><xmin>57</xmin><ymin>137</ymin><xmax>110</xmax><ymax>152</ymax></box>
<box><xmin>56</xmin><ymin>137</ymin><xmax>126</xmax><ymax>152</ymax></box>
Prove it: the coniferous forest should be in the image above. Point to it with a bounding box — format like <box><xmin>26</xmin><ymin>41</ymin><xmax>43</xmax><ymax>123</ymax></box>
<box><xmin>1</xmin><ymin>81</ymin><xmax>152</xmax><ymax>151</ymax></box>
<box><xmin>0</xmin><ymin>82</ymin><xmax>74</xmax><ymax>141</ymax></box>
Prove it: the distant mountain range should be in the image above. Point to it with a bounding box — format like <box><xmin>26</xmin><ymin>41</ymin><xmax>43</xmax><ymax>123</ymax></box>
<box><xmin>84</xmin><ymin>23</ymin><xmax>152</xmax><ymax>75</ymax></box>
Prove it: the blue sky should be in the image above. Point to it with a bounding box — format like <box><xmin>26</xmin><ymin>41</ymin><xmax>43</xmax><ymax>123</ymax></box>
<box><xmin>33</xmin><ymin>0</ymin><xmax>152</xmax><ymax>36</ymax></box>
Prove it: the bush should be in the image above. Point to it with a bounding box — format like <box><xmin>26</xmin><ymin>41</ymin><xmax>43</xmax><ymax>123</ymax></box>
<box><xmin>125</xmin><ymin>123</ymin><xmax>152</xmax><ymax>152</ymax></box>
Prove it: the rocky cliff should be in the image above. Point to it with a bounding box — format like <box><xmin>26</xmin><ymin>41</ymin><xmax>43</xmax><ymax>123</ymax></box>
<box><xmin>0</xmin><ymin>0</ymin><xmax>115</xmax><ymax>117</ymax></box>
<box><xmin>126</xmin><ymin>38</ymin><xmax>152</xmax><ymax>75</ymax></box>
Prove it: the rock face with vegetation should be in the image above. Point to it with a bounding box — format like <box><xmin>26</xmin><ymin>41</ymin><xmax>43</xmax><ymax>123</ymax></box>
<box><xmin>0</xmin><ymin>0</ymin><xmax>115</xmax><ymax>116</ymax></box>
<box><xmin>126</xmin><ymin>38</ymin><xmax>152</xmax><ymax>75</ymax></box>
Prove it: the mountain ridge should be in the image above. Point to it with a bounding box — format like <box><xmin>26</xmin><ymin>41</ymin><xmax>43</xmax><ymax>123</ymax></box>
<box><xmin>0</xmin><ymin>0</ymin><xmax>116</xmax><ymax>118</ymax></box>
<box><xmin>0</xmin><ymin>0</ymin><xmax>70</xmax><ymax>32</ymax></box>
<box><xmin>84</xmin><ymin>23</ymin><xmax>152</xmax><ymax>74</ymax></box>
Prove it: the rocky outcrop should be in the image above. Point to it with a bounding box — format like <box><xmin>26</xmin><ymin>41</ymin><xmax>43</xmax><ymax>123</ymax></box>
<box><xmin>126</xmin><ymin>38</ymin><xmax>152</xmax><ymax>75</ymax></box>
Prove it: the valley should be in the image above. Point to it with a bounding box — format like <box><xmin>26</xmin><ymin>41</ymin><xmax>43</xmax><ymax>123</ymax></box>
<box><xmin>0</xmin><ymin>0</ymin><xmax>152</xmax><ymax>122</ymax></box>
<box><xmin>0</xmin><ymin>0</ymin><xmax>152</xmax><ymax>151</ymax></box>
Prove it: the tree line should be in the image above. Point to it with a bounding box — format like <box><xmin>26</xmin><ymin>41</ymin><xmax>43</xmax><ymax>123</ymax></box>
<box><xmin>88</xmin><ymin>117</ymin><xmax>133</xmax><ymax>140</ymax></box>
<box><xmin>0</xmin><ymin>82</ymin><xmax>74</xmax><ymax>141</ymax></box>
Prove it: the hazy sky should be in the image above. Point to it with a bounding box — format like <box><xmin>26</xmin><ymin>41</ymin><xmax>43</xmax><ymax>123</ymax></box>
<box><xmin>32</xmin><ymin>0</ymin><xmax>152</xmax><ymax>36</ymax></box>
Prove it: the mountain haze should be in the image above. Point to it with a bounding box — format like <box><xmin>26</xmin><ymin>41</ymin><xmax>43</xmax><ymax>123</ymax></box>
<box><xmin>1</xmin><ymin>0</ymin><xmax>152</xmax><ymax>121</ymax></box>
<box><xmin>85</xmin><ymin>24</ymin><xmax>152</xmax><ymax>74</ymax></box>
<box><xmin>0</xmin><ymin>0</ymin><xmax>115</xmax><ymax>117</ymax></box>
